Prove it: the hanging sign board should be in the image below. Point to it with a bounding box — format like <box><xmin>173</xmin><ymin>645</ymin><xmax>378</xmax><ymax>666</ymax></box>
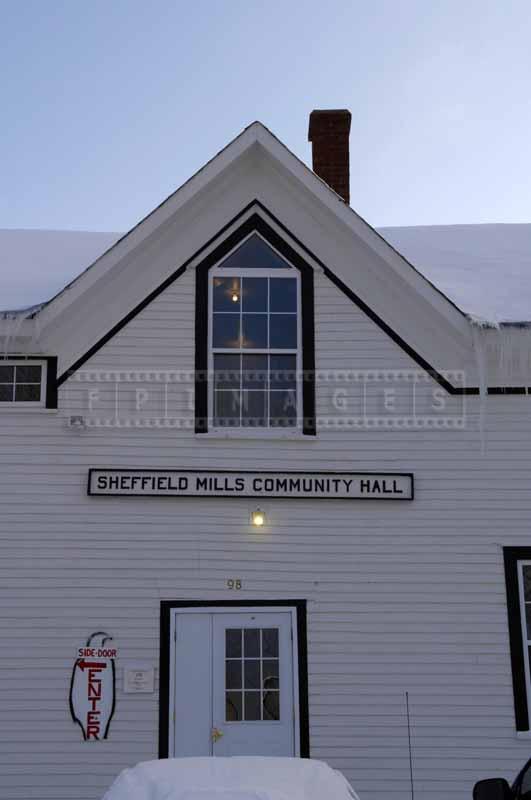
<box><xmin>88</xmin><ymin>469</ymin><xmax>413</xmax><ymax>500</ymax></box>
<box><xmin>69</xmin><ymin>632</ymin><xmax>117</xmax><ymax>741</ymax></box>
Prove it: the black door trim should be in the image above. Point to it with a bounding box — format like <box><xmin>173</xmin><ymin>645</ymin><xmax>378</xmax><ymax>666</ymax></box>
<box><xmin>159</xmin><ymin>599</ymin><xmax>309</xmax><ymax>758</ymax></box>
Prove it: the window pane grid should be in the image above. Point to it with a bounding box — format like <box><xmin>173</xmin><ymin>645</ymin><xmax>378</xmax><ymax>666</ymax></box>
<box><xmin>214</xmin><ymin>355</ymin><xmax>297</xmax><ymax>428</ymax></box>
<box><xmin>225</xmin><ymin>628</ymin><xmax>280</xmax><ymax>722</ymax></box>
<box><xmin>212</xmin><ymin>273</ymin><xmax>299</xmax><ymax>428</ymax></box>
<box><xmin>0</xmin><ymin>364</ymin><xmax>42</xmax><ymax>403</ymax></box>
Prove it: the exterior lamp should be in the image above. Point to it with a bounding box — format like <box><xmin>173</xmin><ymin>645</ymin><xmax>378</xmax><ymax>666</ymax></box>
<box><xmin>251</xmin><ymin>509</ymin><xmax>265</xmax><ymax>527</ymax></box>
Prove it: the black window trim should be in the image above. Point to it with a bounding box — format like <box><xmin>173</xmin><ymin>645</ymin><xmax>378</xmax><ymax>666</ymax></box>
<box><xmin>0</xmin><ymin>355</ymin><xmax>57</xmax><ymax>409</ymax></box>
<box><xmin>504</xmin><ymin>547</ymin><xmax>531</xmax><ymax>731</ymax></box>
<box><xmin>195</xmin><ymin>214</ymin><xmax>316</xmax><ymax>435</ymax></box>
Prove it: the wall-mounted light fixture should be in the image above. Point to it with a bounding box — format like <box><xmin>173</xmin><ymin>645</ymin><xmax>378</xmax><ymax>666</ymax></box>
<box><xmin>68</xmin><ymin>415</ymin><xmax>86</xmax><ymax>432</ymax></box>
<box><xmin>251</xmin><ymin>509</ymin><xmax>266</xmax><ymax>527</ymax></box>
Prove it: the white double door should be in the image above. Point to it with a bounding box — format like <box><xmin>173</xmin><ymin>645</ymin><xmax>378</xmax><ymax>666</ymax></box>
<box><xmin>170</xmin><ymin>608</ymin><xmax>298</xmax><ymax>758</ymax></box>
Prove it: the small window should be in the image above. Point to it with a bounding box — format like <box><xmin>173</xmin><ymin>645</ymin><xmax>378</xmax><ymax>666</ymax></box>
<box><xmin>0</xmin><ymin>361</ymin><xmax>45</xmax><ymax>405</ymax></box>
<box><xmin>209</xmin><ymin>234</ymin><xmax>301</xmax><ymax>430</ymax></box>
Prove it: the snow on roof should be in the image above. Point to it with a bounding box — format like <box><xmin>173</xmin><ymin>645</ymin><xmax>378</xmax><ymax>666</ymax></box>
<box><xmin>1</xmin><ymin>223</ymin><xmax>530</xmax><ymax>324</ymax></box>
<box><xmin>380</xmin><ymin>223</ymin><xmax>531</xmax><ymax>325</ymax></box>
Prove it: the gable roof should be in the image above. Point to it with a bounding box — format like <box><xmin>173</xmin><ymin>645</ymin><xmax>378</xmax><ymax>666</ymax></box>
<box><xmin>0</xmin><ymin>122</ymin><xmax>465</xmax><ymax>329</ymax></box>
<box><xmin>2</xmin><ymin>119</ymin><xmax>530</xmax><ymax>396</ymax></box>
<box><xmin>3</xmin><ymin>222</ymin><xmax>530</xmax><ymax>325</ymax></box>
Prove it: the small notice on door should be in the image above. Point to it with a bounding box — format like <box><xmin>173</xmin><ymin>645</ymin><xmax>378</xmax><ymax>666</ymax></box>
<box><xmin>124</xmin><ymin>667</ymin><xmax>155</xmax><ymax>694</ymax></box>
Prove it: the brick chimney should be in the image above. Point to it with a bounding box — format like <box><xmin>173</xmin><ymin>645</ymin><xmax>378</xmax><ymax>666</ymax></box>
<box><xmin>308</xmin><ymin>109</ymin><xmax>352</xmax><ymax>204</ymax></box>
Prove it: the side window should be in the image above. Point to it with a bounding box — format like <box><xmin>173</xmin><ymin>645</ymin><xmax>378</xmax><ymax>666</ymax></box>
<box><xmin>209</xmin><ymin>233</ymin><xmax>301</xmax><ymax>431</ymax></box>
<box><xmin>504</xmin><ymin>549</ymin><xmax>531</xmax><ymax>732</ymax></box>
<box><xmin>0</xmin><ymin>361</ymin><xmax>46</xmax><ymax>405</ymax></box>
<box><xmin>520</xmin><ymin>563</ymin><xmax>531</xmax><ymax>706</ymax></box>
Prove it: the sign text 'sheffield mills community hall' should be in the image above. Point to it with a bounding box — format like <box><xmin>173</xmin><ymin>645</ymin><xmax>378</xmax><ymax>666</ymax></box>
<box><xmin>88</xmin><ymin>470</ymin><xmax>414</xmax><ymax>500</ymax></box>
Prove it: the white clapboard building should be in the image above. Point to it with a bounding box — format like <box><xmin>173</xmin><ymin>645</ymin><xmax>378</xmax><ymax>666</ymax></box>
<box><xmin>2</xmin><ymin>110</ymin><xmax>531</xmax><ymax>800</ymax></box>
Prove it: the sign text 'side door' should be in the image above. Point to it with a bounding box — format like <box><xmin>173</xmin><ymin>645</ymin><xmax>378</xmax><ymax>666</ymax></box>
<box><xmin>169</xmin><ymin>609</ymin><xmax>298</xmax><ymax>757</ymax></box>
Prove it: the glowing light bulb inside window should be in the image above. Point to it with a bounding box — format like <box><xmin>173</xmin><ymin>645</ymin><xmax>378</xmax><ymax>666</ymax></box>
<box><xmin>232</xmin><ymin>293</ymin><xmax>239</xmax><ymax>303</ymax></box>
<box><xmin>251</xmin><ymin>509</ymin><xmax>265</xmax><ymax>527</ymax></box>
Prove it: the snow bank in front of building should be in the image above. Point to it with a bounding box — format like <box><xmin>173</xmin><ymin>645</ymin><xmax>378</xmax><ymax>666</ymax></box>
<box><xmin>101</xmin><ymin>757</ymin><xmax>360</xmax><ymax>800</ymax></box>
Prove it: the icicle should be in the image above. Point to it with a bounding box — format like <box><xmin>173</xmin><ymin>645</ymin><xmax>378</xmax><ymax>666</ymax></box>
<box><xmin>1</xmin><ymin>303</ymin><xmax>44</xmax><ymax>356</ymax></box>
<box><xmin>2</xmin><ymin>313</ymin><xmax>21</xmax><ymax>358</ymax></box>
<box><xmin>471</xmin><ymin>326</ymin><xmax>488</xmax><ymax>454</ymax></box>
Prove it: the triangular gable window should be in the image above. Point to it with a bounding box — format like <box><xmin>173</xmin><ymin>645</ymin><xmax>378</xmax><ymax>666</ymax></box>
<box><xmin>218</xmin><ymin>233</ymin><xmax>292</xmax><ymax>270</ymax></box>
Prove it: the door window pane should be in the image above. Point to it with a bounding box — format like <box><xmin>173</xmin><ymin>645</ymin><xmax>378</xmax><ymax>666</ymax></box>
<box><xmin>0</xmin><ymin>365</ymin><xmax>14</xmax><ymax>382</ymax></box>
<box><xmin>225</xmin><ymin>627</ymin><xmax>281</xmax><ymax>722</ymax></box>
<box><xmin>244</xmin><ymin>660</ymin><xmax>261</xmax><ymax>690</ymax></box>
<box><xmin>262</xmin><ymin>629</ymin><xmax>279</xmax><ymax>658</ymax></box>
<box><xmin>226</xmin><ymin>629</ymin><xmax>242</xmax><ymax>658</ymax></box>
<box><xmin>244</xmin><ymin>629</ymin><xmax>260</xmax><ymax>658</ymax></box>
<box><xmin>244</xmin><ymin>692</ymin><xmax>261</xmax><ymax>721</ymax></box>
<box><xmin>263</xmin><ymin>691</ymin><xmax>279</xmax><ymax>721</ymax></box>
<box><xmin>226</xmin><ymin>660</ymin><xmax>242</xmax><ymax>690</ymax></box>
<box><xmin>226</xmin><ymin>692</ymin><xmax>242</xmax><ymax>721</ymax></box>
<box><xmin>262</xmin><ymin>660</ymin><xmax>279</xmax><ymax>690</ymax></box>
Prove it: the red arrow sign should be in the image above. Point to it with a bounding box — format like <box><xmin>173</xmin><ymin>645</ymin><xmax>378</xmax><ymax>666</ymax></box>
<box><xmin>77</xmin><ymin>659</ymin><xmax>107</xmax><ymax>671</ymax></box>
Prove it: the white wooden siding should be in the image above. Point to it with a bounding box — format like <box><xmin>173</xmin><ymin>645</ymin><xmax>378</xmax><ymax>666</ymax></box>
<box><xmin>0</xmin><ymin>269</ymin><xmax>530</xmax><ymax>800</ymax></box>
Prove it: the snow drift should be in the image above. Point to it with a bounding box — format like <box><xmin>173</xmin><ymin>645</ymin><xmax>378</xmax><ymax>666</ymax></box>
<box><xmin>101</xmin><ymin>757</ymin><xmax>360</xmax><ymax>800</ymax></box>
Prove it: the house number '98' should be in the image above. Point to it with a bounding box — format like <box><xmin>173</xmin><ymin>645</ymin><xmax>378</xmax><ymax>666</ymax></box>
<box><xmin>227</xmin><ymin>579</ymin><xmax>242</xmax><ymax>590</ymax></box>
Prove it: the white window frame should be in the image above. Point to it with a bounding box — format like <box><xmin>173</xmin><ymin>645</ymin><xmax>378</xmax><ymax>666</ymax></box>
<box><xmin>0</xmin><ymin>359</ymin><xmax>47</xmax><ymax>407</ymax></box>
<box><xmin>518</xmin><ymin>560</ymin><xmax>531</xmax><ymax>724</ymax></box>
<box><xmin>207</xmin><ymin>234</ymin><xmax>303</xmax><ymax>434</ymax></box>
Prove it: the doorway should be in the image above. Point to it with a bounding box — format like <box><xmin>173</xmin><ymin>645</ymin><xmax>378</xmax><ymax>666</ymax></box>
<box><xmin>159</xmin><ymin>601</ymin><xmax>309</xmax><ymax>758</ymax></box>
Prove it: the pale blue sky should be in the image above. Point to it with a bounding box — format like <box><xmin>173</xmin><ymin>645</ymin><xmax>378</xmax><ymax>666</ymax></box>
<box><xmin>1</xmin><ymin>0</ymin><xmax>530</xmax><ymax>232</ymax></box>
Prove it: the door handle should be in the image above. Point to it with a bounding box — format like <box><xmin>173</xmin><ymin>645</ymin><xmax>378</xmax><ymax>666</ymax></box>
<box><xmin>211</xmin><ymin>727</ymin><xmax>224</xmax><ymax>743</ymax></box>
